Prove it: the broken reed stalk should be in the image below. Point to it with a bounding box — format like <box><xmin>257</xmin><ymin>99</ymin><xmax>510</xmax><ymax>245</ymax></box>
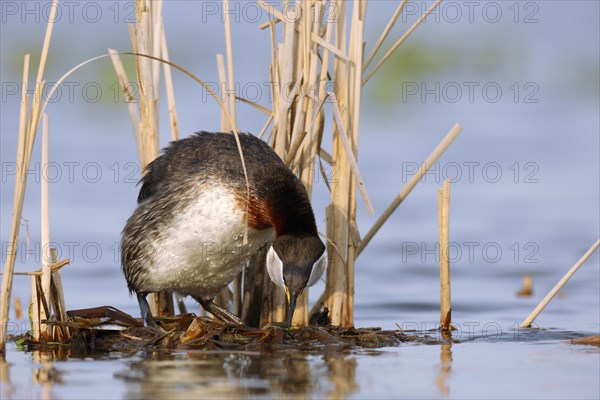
<box><xmin>40</xmin><ymin>114</ymin><xmax>52</xmax><ymax>339</ymax></box>
<box><xmin>520</xmin><ymin>239</ymin><xmax>600</xmax><ymax>328</ymax></box>
<box><xmin>438</xmin><ymin>179</ymin><xmax>451</xmax><ymax>331</ymax></box>
<box><xmin>49</xmin><ymin>248</ymin><xmax>70</xmax><ymax>341</ymax></box>
<box><xmin>0</xmin><ymin>0</ymin><xmax>58</xmax><ymax>351</ymax></box>
<box><xmin>0</xmin><ymin>259</ymin><xmax>70</xmax><ymax>277</ymax></box>
<box><xmin>30</xmin><ymin>276</ymin><xmax>40</xmax><ymax>340</ymax></box>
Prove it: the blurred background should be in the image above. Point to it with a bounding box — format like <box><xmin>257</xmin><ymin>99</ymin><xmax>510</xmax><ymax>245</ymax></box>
<box><xmin>1</xmin><ymin>0</ymin><xmax>598</xmax><ymax>333</ymax></box>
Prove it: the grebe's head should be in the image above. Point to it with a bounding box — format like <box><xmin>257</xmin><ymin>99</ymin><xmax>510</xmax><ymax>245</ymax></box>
<box><xmin>266</xmin><ymin>234</ymin><xmax>327</xmax><ymax>327</ymax></box>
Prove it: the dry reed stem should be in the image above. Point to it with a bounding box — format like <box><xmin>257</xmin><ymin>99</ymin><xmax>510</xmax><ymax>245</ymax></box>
<box><xmin>40</xmin><ymin>114</ymin><xmax>51</xmax><ymax>339</ymax></box>
<box><xmin>151</xmin><ymin>1</ymin><xmax>164</xmax><ymax>96</ymax></box>
<box><xmin>298</xmin><ymin>2</ymin><xmax>324</xmax><ymax>196</ymax></box>
<box><xmin>27</xmin><ymin>0</ymin><xmax>58</xmax><ymax>143</ymax></box>
<box><xmin>357</xmin><ymin>123</ymin><xmax>462</xmax><ymax>257</ymax></box>
<box><xmin>347</xmin><ymin>0</ymin><xmax>368</xmax><ymax>326</ymax></box>
<box><xmin>520</xmin><ymin>239</ymin><xmax>600</xmax><ymax>328</ymax></box>
<box><xmin>134</xmin><ymin>0</ymin><xmax>159</xmax><ymax>163</ymax></box>
<box><xmin>257</xmin><ymin>1</ymin><xmax>286</xmax><ymax>28</ymax></box>
<box><xmin>235</xmin><ymin>96</ymin><xmax>272</xmax><ymax>116</ymax></box>
<box><xmin>325</xmin><ymin>0</ymin><xmax>353</xmax><ymax>326</ymax></box>
<box><xmin>160</xmin><ymin>22</ymin><xmax>179</xmax><ymax>141</ymax></box>
<box><xmin>363</xmin><ymin>0</ymin><xmax>443</xmax><ymax>86</ymax></box>
<box><xmin>330</xmin><ymin>92</ymin><xmax>374</xmax><ymax>216</ymax></box>
<box><xmin>0</xmin><ymin>259</ymin><xmax>70</xmax><ymax>277</ymax></box>
<box><xmin>257</xmin><ymin>113</ymin><xmax>274</xmax><ymax>139</ymax></box>
<box><xmin>311</xmin><ymin>34</ymin><xmax>350</xmax><ymax>62</ymax></box>
<box><xmin>438</xmin><ymin>179</ymin><xmax>451</xmax><ymax>331</ymax></box>
<box><xmin>0</xmin><ymin>57</ymin><xmax>30</xmax><ymax>348</ymax></box>
<box><xmin>289</xmin><ymin>5</ymin><xmax>326</xmax><ymax>326</ymax></box>
<box><xmin>49</xmin><ymin>248</ymin><xmax>69</xmax><ymax>341</ymax></box>
<box><xmin>363</xmin><ymin>0</ymin><xmax>408</xmax><ymax>71</ymax></box>
<box><xmin>273</xmin><ymin>16</ymin><xmax>297</xmax><ymax>158</ymax></box>
<box><xmin>30</xmin><ymin>276</ymin><xmax>40</xmax><ymax>340</ymax></box>
<box><xmin>1</xmin><ymin>0</ymin><xmax>59</xmax><ymax>347</ymax></box>
<box><xmin>223</xmin><ymin>0</ymin><xmax>237</xmax><ymax>130</ymax></box>
<box><xmin>216</xmin><ymin>54</ymin><xmax>230</xmax><ymax>132</ymax></box>
<box><xmin>108</xmin><ymin>49</ymin><xmax>142</xmax><ymax>161</ymax></box>
<box><xmin>258</xmin><ymin>3</ymin><xmax>301</xmax><ymax>325</ymax></box>
<box><xmin>308</xmin><ymin>8</ymin><xmax>333</xmax><ymax>192</ymax></box>
<box><xmin>134</xmin><ymin>0</ymin><xmax>171</xmax><ymax>317</ymax></box>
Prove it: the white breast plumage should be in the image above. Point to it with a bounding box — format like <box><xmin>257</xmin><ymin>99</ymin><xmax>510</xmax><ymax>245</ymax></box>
<box><xmin>144</xmin><ymin>185</ymin><xmax>274</xmax><ymax>299</ymax></box>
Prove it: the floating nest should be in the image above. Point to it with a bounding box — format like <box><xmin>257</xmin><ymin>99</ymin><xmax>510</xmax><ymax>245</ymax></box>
<box><xmin>14</xmin><ymin>306</ymin><xmax>442</xmax><ymax>353</ymax></box>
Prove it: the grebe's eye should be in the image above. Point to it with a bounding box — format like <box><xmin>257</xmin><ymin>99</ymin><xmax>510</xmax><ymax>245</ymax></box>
<box><xmin>307</xmin><ymin>250</ymin><xmax>327</xmax><ymax>287</ymax></box>
<box><xmin>266</xmin><ymin>245</ymin><xmax>285</xmax><ymax>288</ymax></box>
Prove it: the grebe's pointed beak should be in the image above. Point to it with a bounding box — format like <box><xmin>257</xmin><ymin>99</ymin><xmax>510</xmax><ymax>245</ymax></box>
<box><xmin>286</xmin><ymin>290</ymin><xmax>300</xmax><ymax>328</ymax></box>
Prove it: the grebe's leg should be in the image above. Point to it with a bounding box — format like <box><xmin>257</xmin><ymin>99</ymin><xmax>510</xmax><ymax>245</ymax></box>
<box><xmin>137</xmin><ymin>292</ymin><xmax>161</xmax><ymax>329</ymax></box>
<box><xmin>195</xmin><ymin>297</ymin><xmax>244</xmax><ymax>326</ymax></box>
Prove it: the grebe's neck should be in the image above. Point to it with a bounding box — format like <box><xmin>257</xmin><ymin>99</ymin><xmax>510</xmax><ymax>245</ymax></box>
<box><xmin>246</xmin><ymin>180</ymin><xmax>318</xmax><ymax>237</ymax></box>
<box><xmin>270</xmin><ymin>193</ymin><xmax>317</xmax><ymax>237</ymax></box>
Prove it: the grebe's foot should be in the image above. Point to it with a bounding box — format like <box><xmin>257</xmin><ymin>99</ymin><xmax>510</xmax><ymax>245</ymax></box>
<box><xmin>197</xmin><ymin>298</ymin><xmax>245</xmax><ymax>326</ymax></box>
<box><xmin>136</xmin><ymin>292</ymin><xmax>165</xmax><ymax>331</ymax></box>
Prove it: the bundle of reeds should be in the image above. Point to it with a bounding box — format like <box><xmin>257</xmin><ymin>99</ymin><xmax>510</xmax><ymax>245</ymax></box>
<box><xmin>111</xmin><ymin>0</ymin><xmax>461</xmax><ymax>328</ymax></box>
<box><xmin>212</xmin><ymin>0</ymin><xmax>460</xmax><ymax>327</ymax></box>
<box><xmin>0</xmin><ymin>0</ymin><xmax>71</xmax><ymax>349</ymax></box>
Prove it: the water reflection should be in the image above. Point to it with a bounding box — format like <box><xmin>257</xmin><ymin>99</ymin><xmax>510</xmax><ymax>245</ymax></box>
<box><xmin>1</xmin><ymin>356</ymin><xmax>14</xmax><ymax>399</ymax></box>
<box><xmin>436</xmin><ymin>342</ymin><xmax>453</xmax><ymax>397</ymax></box>
<box><xmin>117</xmin><ymin>350</ymin><xmax>358</xmax><ymax>399</ymax></box>
<box><xmin>1</xmin><ymin>348</ymin><xmax>69</xmax><ymax>400</ymax></box>
<box><xmin>32</xmin><ymin>350</ymin><xmax>63</xmax><ymax>400</ymax></box>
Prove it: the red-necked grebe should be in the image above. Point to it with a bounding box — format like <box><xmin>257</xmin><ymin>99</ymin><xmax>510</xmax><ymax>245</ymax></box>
<box><xmin>121</xmin><ymin>132</ymin><xmax>327</xmax><ymax>327</ymax></box>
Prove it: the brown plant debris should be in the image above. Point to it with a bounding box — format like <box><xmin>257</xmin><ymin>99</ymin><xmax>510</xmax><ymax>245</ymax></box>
<box><xmin>16</xmin><ymin>306</ymin><xmax>441</xmax><ymax>352</ymax></box>
<box><xmin>570</xmin><ymin>336</ymin><xmax>600</xmax><ymax>347</ymax></box>
<box><xmin>516</xmin><ymin>275</ymin><xmax>534</xmax><ymax>297</ymax></box>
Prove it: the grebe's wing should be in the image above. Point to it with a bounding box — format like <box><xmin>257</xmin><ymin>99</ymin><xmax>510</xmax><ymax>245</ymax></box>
<box><xmin>137</xmin><ymin>155</ymin><xmax>170</xmax><ymax>203</ymax></box>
